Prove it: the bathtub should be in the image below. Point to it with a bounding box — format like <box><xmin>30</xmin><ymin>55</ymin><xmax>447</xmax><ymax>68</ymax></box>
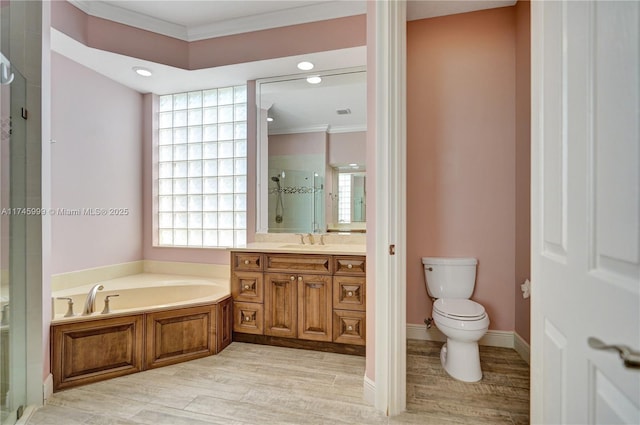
<box><xmin>50</xmin><ymin>273</ymin><xmax>232</xmax><ymax>392</ymax></box>
<box><xmin>51</xmin><ymin>273</ymin><xmax>230</xmax><ymax>320</ymax></box>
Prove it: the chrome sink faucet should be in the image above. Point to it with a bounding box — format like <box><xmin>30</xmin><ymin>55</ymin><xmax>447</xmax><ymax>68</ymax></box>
<box><xmin>307</xmin><ymin>233</ymin><xmax>315</xmax><ymax>245</ymax></box>
<box><xmin>83</xmin><ymin>283</ymin><xmax>104</xmax><ymax>315</ymax></box>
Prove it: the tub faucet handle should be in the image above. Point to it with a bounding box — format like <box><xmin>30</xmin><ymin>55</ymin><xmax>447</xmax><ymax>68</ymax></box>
<box><xmin>101</xmin><ymin>294</ymin><xmax>119</xmax><ymax>314</ymax></box>
<box><xmin>57</xmin><ymin>297</ymin><xmax>75</xmax><ymax>317</ymax></box>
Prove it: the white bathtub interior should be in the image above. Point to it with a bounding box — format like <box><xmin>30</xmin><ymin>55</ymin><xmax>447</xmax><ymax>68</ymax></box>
<box><xmin>51</xmin><ymin>273</ymin><xmax>230</xmax><ymax>320</ymax></box>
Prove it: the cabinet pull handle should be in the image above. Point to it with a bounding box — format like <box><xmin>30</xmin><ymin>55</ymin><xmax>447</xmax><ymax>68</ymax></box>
<box><xmin>244</xmin><ymin>259</ymin><xmax>250</xmax><ymax>265</ymax></box>
<box><xmin>347</xmin><ymin>264</ymin><xmax>353</xmax><ymax>269</ymax></box>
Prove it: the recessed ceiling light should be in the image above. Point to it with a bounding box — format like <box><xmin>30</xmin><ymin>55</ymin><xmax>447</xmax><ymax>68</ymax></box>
<box><xmin>297</xmin><ymin>61</ymin><xmax>314</xmax><ymax>71</ymax></box>
<box><xmin>133</xmin><ymin>66</ymin><xmax>152</xmax><ymax>77</ymax></box>
<box><xmin>306</xmin><ymin>76</ymin><xmax>322</xmax><ymax>84</ymax></box>
<box><xmin>267</xmin><ymin>117</ymin><xmax>274</xmax><ymax>122</ymax></box>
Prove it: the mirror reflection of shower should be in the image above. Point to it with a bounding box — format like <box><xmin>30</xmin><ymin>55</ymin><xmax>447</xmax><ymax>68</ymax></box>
<box><xmin>271</xmin><ymin>174</ymin><xmax>284</xmax><ymax>223</ymax></box>
<box><xmin>268</xmin><ymin>168</ymin><xmax>324</xmax><ymax>233</ymax></box>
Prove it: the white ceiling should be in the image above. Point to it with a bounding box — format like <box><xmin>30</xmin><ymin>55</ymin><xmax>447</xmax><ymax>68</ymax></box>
<box><xmin>55</xmin><ymin>0</ymin><xmax>516</xmax><ymax>131</ymax></box>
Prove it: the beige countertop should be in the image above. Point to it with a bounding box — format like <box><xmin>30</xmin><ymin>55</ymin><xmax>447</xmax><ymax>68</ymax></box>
<box><xmin>230</xmin><ymin>242</ymin><xmax>366</xmax><ymax>256</ymax></box>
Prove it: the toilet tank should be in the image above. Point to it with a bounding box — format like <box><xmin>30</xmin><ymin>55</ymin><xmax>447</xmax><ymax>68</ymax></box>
<box><xmin>422</xmin><ymin>257</ymin><xmax>478</xmax><ymax>299</ymax></box>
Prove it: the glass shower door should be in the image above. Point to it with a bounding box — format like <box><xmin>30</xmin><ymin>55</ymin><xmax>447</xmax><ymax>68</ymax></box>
<box><xmin>0</xmin><ymin>58</ymin><xmax>28</xmax><ymax>425</ymax></box>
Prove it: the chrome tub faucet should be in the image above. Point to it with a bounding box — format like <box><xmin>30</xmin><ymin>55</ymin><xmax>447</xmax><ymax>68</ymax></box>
<box><xmin>83</xmin><ymin>283</ymin><xmax>104</xmax><ymax>315</ymax></box>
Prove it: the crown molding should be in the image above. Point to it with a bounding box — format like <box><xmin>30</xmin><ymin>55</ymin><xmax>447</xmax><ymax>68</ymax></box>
<box><xmin>188</xmin><ymin>1</ymin><xmax>366</xmax><ymax>41</ymax></box>
<box><xmin>69</xmin><ymin>0</ymin><xmax>188</xmax><ymax>40</ymax></box>
<box><xmin>328</xmin><ymin>124</ymin><xmax>367</xmax><ymax>134</ymax></box>
<box><xmin>269</xmin><ymin>125</ymin><xmax>329</xmax><ymax>135</ymax></box>
<box><xmin>68</xmin><ymin>0</ymin><xmax>366</xmax><ymax>42</ymax></box>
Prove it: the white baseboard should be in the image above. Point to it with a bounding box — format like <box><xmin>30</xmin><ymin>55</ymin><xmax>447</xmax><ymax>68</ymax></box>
<box><xmin>43</xmin><ymin>373</ymin><xmax>53</xmax><ymax>403</ymax></box>
<box><xmin>514</xmin><ymin>332</ymin><xmax>530</xmax><ymax>364</ymax></box>
<box><xmin>407</xmin><ymin>323</ymin><xmax>514</xmax><ymax>349</ymax></box>
<box><xmin>363</xmin><ymin>374</ymin><xmax>375</xmax><ymax>406</ymax></box>
<box><xmin>15</xmin><ymin>405</ymin><xmax>37</xmax><ymax>425</ymax></box>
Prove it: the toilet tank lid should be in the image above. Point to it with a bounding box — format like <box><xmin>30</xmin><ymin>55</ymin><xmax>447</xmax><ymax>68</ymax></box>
<box><xmin>421</xmin><ymin>257</ymin><xmax>477</xmax><ymax>266</ymax></box>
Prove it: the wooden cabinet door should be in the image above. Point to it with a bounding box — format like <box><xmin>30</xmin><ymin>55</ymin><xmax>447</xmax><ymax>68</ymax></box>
<box><xmin>297</xmin><ymin>275</ymin><xmax>332</xmax><ymax>342</ymax></box>
<box><xmin>264</xmin><ymin>273</ymin><xmax>297</xmax><ymax>338</ymax></box>
<box><xmin>333</xmin><ymin>310</ymin><xmax>366</xmax><ymax>346</ymax></box>
<box><xmin>233</xmin><ymin>302</ymin><xmax>264</xmax><ymax>335</ymax></box>
<box><xmin>333</xmin><ymin>276</ymin><xmax>366</xmax><ymax>311</ymax></box>
<box><xmin>231</xmin><ymin>271</ymin><xmax>263</xmax><ymax>303</ymax></box>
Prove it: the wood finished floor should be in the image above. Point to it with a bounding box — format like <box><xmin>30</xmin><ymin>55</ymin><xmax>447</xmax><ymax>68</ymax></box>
<box><xmin>27</xmin><ymin>340</ymin><xmax>529</xmax><ymax>425</ymax></box>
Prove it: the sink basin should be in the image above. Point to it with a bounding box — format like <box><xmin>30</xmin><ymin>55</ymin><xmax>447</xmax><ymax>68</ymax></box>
<box><xmin>279</xmin><ymin>244</ymin><xmax>333</xmax><ymax>250</ymax></box>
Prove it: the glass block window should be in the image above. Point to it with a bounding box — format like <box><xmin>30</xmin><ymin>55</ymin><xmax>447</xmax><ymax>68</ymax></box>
<box><xmin>156</xmin><ymin>86</ymin><xmax>247</xmax><ymax>248</ymax></box>
<box><xmin>338</xmin><ymin>173</ymin><xmax>352</xmax><ymax>224</ymax></box>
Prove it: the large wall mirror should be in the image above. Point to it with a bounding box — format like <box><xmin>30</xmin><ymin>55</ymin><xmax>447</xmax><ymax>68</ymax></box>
<box><xmin>256</xmin><ymin>67</ymin><xmax>366</xmax><ymax>234</ymax></box>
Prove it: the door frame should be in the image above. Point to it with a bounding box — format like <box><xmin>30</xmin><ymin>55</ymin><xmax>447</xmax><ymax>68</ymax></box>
<box><xmin>373</xmin><ymin>0</ymin><xmax>407</xmax><ymax>416</ymax></box>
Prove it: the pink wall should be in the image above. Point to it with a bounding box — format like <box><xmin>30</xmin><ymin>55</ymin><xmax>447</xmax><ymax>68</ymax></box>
<box><xmin>51</xmin><ymin>52</ymin><xmax>143</xmax><ymax>273</ymax></box>
<box><xmin>328</xmin><ymin>131</ymin><xmax>366</xmax><ymax>166</ymax></box>
<box><xmin>406</xmin><ymin>8</ymin><xmax>517</xmax><ymax>332</ymax></box>
<box><xmin>514</xmin><ymin>0</ymin><xmax>531</xmax><ymax>343</ymax></box>
<box><xmin>268</xmin><ymin>132</ymin><xmax>326</xmax><ymax>156</ymax></box>
<box><xmin>52</xmin><ymin>1</ymin><xmax>365</xmax><ymax>71</ymax></box>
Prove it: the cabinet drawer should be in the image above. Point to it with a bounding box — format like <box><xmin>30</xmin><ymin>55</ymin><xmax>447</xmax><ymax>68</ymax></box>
<box><xmin>232</xmin><ymin>252</ymin><xmax>263</xmax><ymax>271</ymax></box>
<box><xmin>333</xmin><ymin>276</ymin><xmax>366</xmax><ymax>311</ymax></box>
<box><xmin>333</xmin><ymin>310</ymin><xmax>366</xmax><ymax>346</ymax></box>
<box><xmin>265</xmin><ymin>254</ymin><xmax>331</xmax><ymax>274</ymax></box>
<box><xmin>231</xmin><ymin>271</ymin><xmax>264</xmax><ymax>303</ymax></box>
<box><xmin>334</xmin><ymin>256</ymin><xmax>366</xmax><ymax>275</ymax></box>
<box><xmin>233</xmin><ymin>302</ymin><xmax>264</xmax><ymax>335</ymax></box>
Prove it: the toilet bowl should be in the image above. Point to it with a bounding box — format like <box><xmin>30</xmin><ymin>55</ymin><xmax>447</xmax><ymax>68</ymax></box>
<box><xmin>432</xmin><ymin>298</ymin><xmax>489</xmax><ymax>382</ymax></box>
<box><xmin>422</xmin><ymin>257</ymin><xmax>490</xmax><ymax>382</ymax></box>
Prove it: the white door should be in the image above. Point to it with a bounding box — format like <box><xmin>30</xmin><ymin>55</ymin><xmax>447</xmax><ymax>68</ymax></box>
<box><xmin>531</xmin><ymin>1</ymin><xmax>640</xmax><ymax>424</ymax></box>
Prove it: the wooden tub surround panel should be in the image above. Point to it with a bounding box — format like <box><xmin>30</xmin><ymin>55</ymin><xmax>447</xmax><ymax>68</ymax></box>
<box><xmin>230</xmin><ymin>251</ymin><xmax>366</xmax><ymax>354</ymax></box>
<box><xmin>51</xmin><ymin>315</ymin><xmax>144</xmax><ymax>391</ymax></box>
<box><xmin>51</xmin><ymin>295</ymin><xmax>232</xmax><ymax>392</ymax></box>
<box><xmin>145</xmin><ymin>305</ymin><xmax>216</xmax><ymax>369</ymax></box>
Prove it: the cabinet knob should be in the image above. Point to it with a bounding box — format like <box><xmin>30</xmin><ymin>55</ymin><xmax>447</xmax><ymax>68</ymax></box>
<box><xmin>347</xmin><ymin>264</ymin><xmax>353</xmax><ymax>269</ymax></box>
<box><xmin>244</xmin><ymin>260</ymin><xmax>250</xmax><ymax>265</ymax></box>
<box><xmin>347</xmin><ymin>291</ymin><xmax>353</xmax><ymax>297</ymax></box>
<box><xmin>290</xmin><ymin>276</ymin><xmax>295</xmax><ymax>281</ymax></box>
<box><xmin>347</xmin><ymin>325</ymin><xmax>353</xmax><ymax>331</ymax></box>
<box><xmin>298</xmin><ymin>276</ymin><xmax>303</xmax><ymax>281</ymax></box>
<box><xmin>244</xmin><ymin>316</ymin><xmax>250</xmax><ymax>322</ymax></box>
<box><xmin>244</xmin><ymin>285</ymin><xmax>250</xmax><ymax>290</ymax></box>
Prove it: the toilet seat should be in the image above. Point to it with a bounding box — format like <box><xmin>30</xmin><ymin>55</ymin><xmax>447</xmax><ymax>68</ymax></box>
<box><xmin>433</xmin><ymin>298</ymin><xmax>487</xmax><ymax>321</ymax></box>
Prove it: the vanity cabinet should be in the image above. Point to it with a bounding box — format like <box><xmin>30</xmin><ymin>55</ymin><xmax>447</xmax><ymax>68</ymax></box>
<box><xmin>230</xmin><ymin>251</ymin><xmax>365</xmax><ymax>351</ymax></box>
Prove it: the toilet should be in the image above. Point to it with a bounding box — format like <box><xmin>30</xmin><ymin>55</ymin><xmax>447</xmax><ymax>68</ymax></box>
<box><xmin>422</xmin><ymin>257</ymin><xmax>489</xmax><ymax>382</ymax></box>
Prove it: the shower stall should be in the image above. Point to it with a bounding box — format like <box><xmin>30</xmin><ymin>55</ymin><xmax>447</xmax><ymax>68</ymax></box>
<box><xmin>268</xmin><ymin>168</ymin><xmax>324</xmax><ymax>234</ymax></box>
<box><xmin>0</xmin><ymin>7</ymin><xmax>29</xmax><ymax>424</ymax></box>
